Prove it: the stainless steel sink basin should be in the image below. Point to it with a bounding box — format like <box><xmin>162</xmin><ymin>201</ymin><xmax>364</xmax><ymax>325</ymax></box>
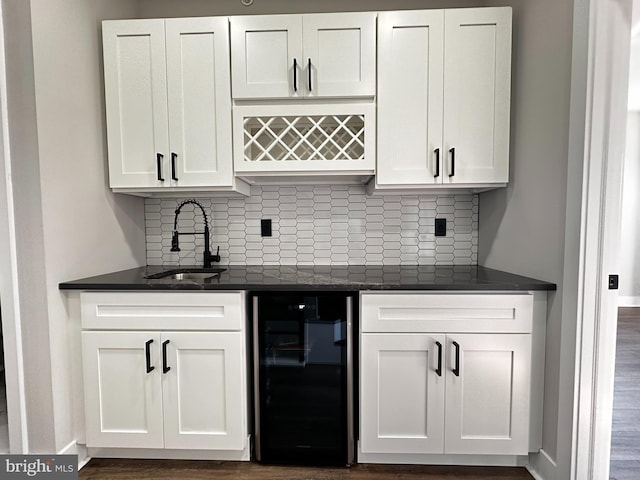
<box><xmin>145</xmin><ymin>267</ymin><xmax>226</xmax><ymax>282</ymax></box>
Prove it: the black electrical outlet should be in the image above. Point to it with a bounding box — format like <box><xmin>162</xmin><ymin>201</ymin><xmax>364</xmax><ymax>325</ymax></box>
<box><xmin>435</xmin><ymin>218</ymin><xmax>447</xmax><ymax>237</ymax></box>
<box><xmin>609</xmin><ymin>274</ymin><xmax>619</xmax><ymax>290</ymax></box>
<box><xmin>261</xmin><ymin>219</ymin><xmax>272</xmax><ymax>237</ymax></box>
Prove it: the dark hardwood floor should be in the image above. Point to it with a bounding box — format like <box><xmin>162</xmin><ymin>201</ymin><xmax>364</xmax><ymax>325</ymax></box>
<box><xmin>610</xmin><ymin>307</ymin><xmax>640</xmax><ymax>480</ymax></box>
<box><xmin>79</xmin><ymin>459</ymin><xmax>533</xmax><ymax>480</ymax></box>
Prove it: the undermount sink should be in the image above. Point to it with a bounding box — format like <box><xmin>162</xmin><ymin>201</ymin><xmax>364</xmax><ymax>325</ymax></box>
<box><xmin>145</xmin><ymin>267</ymin><xmax>227</xmax><ymax>282</ymax></box>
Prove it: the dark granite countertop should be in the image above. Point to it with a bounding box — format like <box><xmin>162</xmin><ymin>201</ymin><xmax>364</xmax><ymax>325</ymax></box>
<box><xmin>59</xmin><ymin>265</ymin><xmax>556</xmax><ymax>292</ymax></box>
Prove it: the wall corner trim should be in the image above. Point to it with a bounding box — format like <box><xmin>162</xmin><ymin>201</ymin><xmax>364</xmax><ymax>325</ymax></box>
<box><xmin>527</xmin><ymin>449</ymin><xmax>557</xmax><ymax>480</ymax></box>
<box><xmin>58</xmin><ymin>441</ymin><xmax>90</xmax><ymax>471</ymax></box>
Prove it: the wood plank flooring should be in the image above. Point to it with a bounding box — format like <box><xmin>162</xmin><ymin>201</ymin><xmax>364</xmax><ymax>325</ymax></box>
<box><xmin>78</xmin><ymin>459</ymin><xmax>533</xmax><ymax>480</ymax></box>
<box><xmin>610</xmin><ymin>307</ymin><xmax>640</xmax><ymax>480</ymax></box>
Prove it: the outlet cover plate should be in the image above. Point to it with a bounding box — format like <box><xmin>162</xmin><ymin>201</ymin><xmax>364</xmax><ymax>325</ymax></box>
<box><xmin>261</xmin><ymin>219</ymin><xmax>272</xmax><ymax>237</ymax></box>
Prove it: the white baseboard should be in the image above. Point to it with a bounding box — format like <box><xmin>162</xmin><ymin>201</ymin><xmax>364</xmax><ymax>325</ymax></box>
<box><xmin>85</xmin><ymin>436</ymin><xmax>251</xmax><ymax>462</ymax></box>
<box><xmin>617</xmin><ymin>296</ymin><xmax>640</xmax><ymax>307</ymax></box>
<box><xmin>357</xmin><ymin>443</ymin><xmax>528</xmax><ymax>466</ymax></box>
<box><xmin>58</xmin><ymin>441</ymin><xmax>90</xmax><ymax>470</ymax></box>
<box><xmin>527</xmin><ymin>449</ymin><xmax>557</xmax><ymax>480</ymax></box>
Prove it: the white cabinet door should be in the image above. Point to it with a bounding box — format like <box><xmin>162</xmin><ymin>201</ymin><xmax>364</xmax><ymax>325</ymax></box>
<box><xmin>374</xmin><ymin>7</ymin><xmax>511</xmax><ymax>190</ymax></box>
<box><xmin>231</xmin><ymin>13</ymin><xmax>375</xmax><ymax>99</ymax></box>
<box><xmin>302</xmin><ymin>13</ymin><xmax>376</xmax><ymax>98</ymax></box>
<box><xmin>360</xmin><ymin>334</ymin><xmax>446</xmax><ymax>454</ymax></box>
<box><xmin>444</xmin><ymin>334</ymin><xmax>531</xmax><ymax>455</ymax></box>
<box><xmin>165</xmin><ymin>18</ymin><xmax>233</xmax><ymax>187</ymax></box>
<box><xmin>103</xmin><ymin>20</ymin><xmax>169</xmax><ymax>188</ymax></box>
<box><xmin>230</xmin><ymin>15</ymin><xmax>303</xmax><ymax>99</ymax></box>
<box><xmin>443</xmin><ymin>8</ymin><xmax>512</xmax><ymax>184</ymax></box>
<box><xmin>82</xmin><ymin>332</ymin><xmax>164</xmax><ymax>448</ymax></box>
<box><xmin>376</xmin><ymin>10</ymin><xmax>444</xmax><ymax>186</ymax></box>
<box><xmin>162</xmin><ymin>332</ymin><xmax>246</xmax><ymax>450</ymax></box>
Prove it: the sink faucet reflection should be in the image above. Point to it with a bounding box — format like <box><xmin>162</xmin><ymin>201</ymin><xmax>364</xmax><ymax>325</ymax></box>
<box><xmin>170</xmin><ymin>199</ymin><xmax>220</xmax><ymax>268</ymax></box>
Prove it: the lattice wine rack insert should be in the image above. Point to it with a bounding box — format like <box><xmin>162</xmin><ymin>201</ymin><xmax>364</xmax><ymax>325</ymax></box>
<box><xmin>243</xmin><ymin>115</ymin><xmax>365</xmax><ymax>162</ymax></box>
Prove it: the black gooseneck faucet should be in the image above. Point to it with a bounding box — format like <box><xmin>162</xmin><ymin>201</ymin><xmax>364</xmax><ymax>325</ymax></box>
<box><xmin>170</xmin><ymin>199</ymin><xmax>220</xmax><ymax>268</ymax></box>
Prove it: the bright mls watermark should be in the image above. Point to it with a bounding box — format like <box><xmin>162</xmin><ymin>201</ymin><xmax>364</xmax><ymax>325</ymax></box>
<box><xmin>0</xmin><ymin>456</ymin><xmax>77</xmax><ymax>479</ymax></box>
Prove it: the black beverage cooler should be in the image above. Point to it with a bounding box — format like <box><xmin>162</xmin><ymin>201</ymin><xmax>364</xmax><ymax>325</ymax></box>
<box><xmin>252</xmin><ymin>293</ymin><xmax>355</xmax><ymax>466</ymax></box>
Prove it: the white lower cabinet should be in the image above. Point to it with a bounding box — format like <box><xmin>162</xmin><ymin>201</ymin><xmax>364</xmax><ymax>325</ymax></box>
<box><xmin>443</xmin><ymin>334</ymin><xmax>531</xmax><ymax>455</ymax></box>
<box><xmin>360</xmin><ymin>292</ymin><xmax>542</xmax><ymax>461</ymax></box>
<box><xmin>360</xmin><ymin>334</ymin><xmax>445</xmax><ymax>454</ymax></box>
<box><xmin>82</xmin><ymin>331</ymin><xmax>165</xmax><ymax>449</ymax></box>
<box><xmin>80</xmin><ymin>292</ymin><xmax>248</xmax><ymax>455</ymax></box>
<box><xmin>162</xmin><ymin>332</ymin><xmax>245</xmax><ymax>450</ymax></box>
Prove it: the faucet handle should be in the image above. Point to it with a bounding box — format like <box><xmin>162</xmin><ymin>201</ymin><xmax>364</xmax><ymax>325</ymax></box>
<box><xmin>171</xmin><ymin>231</ymin><xmax>181</xmax><ymax>252</ymax></box>
<box><xmin>212</xmin><ymin>245</ymin><xmax>221</xmax><ymax>263</ymax></box>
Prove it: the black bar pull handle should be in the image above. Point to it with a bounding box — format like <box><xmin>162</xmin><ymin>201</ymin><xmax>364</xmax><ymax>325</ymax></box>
<box><xmin>449</xmin><ymin>147</ymin><xmax>455</xmax><ymax>177</ymax></box>
<box><xmin>293</xmin><ymin>58</ymin><xmax>298</xmax><ymax>92</ymax></box>
<box><xmin>145</xmin><ymin>339</ymin><xmax>155</xmax><ymax>374</ymax></box>
<box><xmin>434</xmin><ymin>148</ymin><xmax>440</xmax><ymax>178</ymax></box>
<box><xmin>171</xmin><ymin>153</ymin><xmax>179</xmax><ymax>181</ymax></box>
<box><xmin>156</xmin><ymin>153</ymin><xmax>164</xmax><ymax>182</ymax></box>
<box><xmin>452</xmin><ymin>340</ymin><xmax>460</xmax><ymax>377</ymax></box>
<box><xmin>162</xmin><ymin>339</ymin><xmax>171</xmax><ymax>374</ymax></box>
<box><xmin>308</xmin><ymin>58</ymin><xmax>312</xmax><ymax>92</ymax></box>
<box><xmin>435</xmin><ymin>341</ymin><xmax>442</xmax><ymax>377</ymax></box>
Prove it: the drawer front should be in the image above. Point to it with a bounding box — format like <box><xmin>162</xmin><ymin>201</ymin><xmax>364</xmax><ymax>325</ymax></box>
<box><xmin>361</xmin><ymin>293</ymin><xmax>533</xmax><ymax>333</ymax></box>
<box><xmin>81</xmin><ymin>292</ymin><xmax>245</xmax><ymax>331</ymax></box>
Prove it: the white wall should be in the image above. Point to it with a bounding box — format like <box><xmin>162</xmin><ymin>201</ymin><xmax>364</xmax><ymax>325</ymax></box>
<box><xmin>0</xmin><ymin>2</ymin><xmax>28</xmax><ymax>453</ymax></box>
<box><xmin>1</xmin><ymin>0</ymin><xmax>55</xmax><ymax>452</ymax></box>
<box><xmin>621</xmin><ymin>8</ymin><xmax>640</xmax><ymax>305</ymax></box>
<box><xmin>138</xmin><ymin>0</ymin><xmax>483</xmax><ymax>17</ymax></box>
<box><xmin>627</xmin><ymin>38</ymin><xmax>640</xmax><ymax>109</ymax></box>
<box><xmin>10</xmin><ymin>0</ymin><xmax>146</xmax><ymax>453</ymax></box>
<box><xmin>627</xmin><ymin>0</ymin><xmax>640</xmax><ymax>109</ymax></box>
<box><xmin>28</xmin><ymin>0</ymin><xmax>146</xmax><ymax>452</ymax></box>
<box><xmin>619</xmin><ymin>112</ymin><xmax>640</xmax><ymax>305</ymax></box>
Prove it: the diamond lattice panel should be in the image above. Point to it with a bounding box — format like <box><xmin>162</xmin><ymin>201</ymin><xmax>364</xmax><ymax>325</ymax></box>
<box><xmin>243</xmin><ymin>115</ymin><xmax>365</xmax><ymax>162</ymax></box>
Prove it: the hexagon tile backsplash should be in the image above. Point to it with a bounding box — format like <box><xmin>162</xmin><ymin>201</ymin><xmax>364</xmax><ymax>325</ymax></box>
<box><xmin>144</xmin><ymin>185</ymin><xmax>478</xmax><ymax>266</ymax></box>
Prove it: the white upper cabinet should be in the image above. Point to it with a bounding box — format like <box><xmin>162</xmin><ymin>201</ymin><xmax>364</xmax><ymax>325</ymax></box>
<box><xmin>230</xmin><ymin>12</ymin><xmax>376</xmax><ymax>99</ymax></box>
<box><xmin>165</xmin><ymin>18</ymin><xmax>234</xmax><ymax>188</ymax></box>
<box><xmin>302</xmin><ymin>13</ymin><xmax>377</xmax><ymax>98</ymax></box>
<box><xmin>230</xmin><ymin>15</ymin><xmax>302</xmax><ymax>99</ymax></box>
<box><xmin>443</xmin><ymin>8</ymin><xmax>512</xmax><ymax>185</ymax></box>
<box><xmin>375</xmin><ymin>7</ymin><xmax>512</xmax><ymax>191</ymax></box>
<box><xmin>103</xmin><ymin>18</ymin><xmax>243</xmax><ymax>193</ymax></box>
<box><xmin>376</xmin><ymin>10</ymin><xmax>444</xmax><ymax>186</ymax></box>
<box><xmin>103</xmin><ymin>20</ymin><xmax>169</xmax><ymax>189</ymax></box>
